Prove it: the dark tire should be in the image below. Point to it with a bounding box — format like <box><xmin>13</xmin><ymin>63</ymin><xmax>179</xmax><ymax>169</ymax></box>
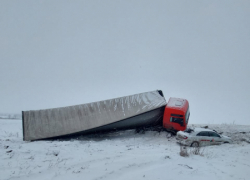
<box><xmin>166</xmin><ymin>129</ymin><xmax>177</xmax><ymax>135</ymax></box>
<box><xmin>191</xmin><ymin>141</ymin><xmax>199</xmax><ymax>147</ymax></box>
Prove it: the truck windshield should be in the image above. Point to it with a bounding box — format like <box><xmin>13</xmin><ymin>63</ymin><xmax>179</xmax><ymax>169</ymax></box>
<box><xmin>185</xmin><ymin>106</ymin><xmax>190</xmax><ymax>124</ymax></box>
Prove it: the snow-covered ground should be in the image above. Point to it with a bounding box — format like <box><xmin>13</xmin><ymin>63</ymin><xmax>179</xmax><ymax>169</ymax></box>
<box><xmin>1</xmin><ymin>120</ymin><xmax>250</xmax><ymax>180</ymax></box>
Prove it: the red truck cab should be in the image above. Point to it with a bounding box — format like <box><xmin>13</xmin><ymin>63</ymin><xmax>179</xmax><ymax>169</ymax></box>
<box><xmin>163</xmin><ymin>97</ymin><xmax>190</xmax><ymax>132</ymax></box>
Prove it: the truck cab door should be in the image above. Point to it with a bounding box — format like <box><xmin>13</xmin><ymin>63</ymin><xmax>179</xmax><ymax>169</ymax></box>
<box><xmin>170</xmin><ymin>117</ymin><xmax>184</xmax><ymax>127</ymax></box>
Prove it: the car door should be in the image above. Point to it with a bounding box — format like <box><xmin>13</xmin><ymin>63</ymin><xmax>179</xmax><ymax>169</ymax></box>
<box><xmin>208</xmin><ymin>132</ymin><xmax>222</xmax><ymax>145</ymax></box>
<box><xmin>196</xmin><ymin>131</ymin><xmax>211</xmax><ymax>146</ymax></box>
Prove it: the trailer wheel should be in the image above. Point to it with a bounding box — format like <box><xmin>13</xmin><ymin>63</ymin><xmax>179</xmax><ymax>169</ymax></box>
<box><xmin>191</xmin><ymin>141</ymin><xmax>199</xmax><ymax>147</ymax></box>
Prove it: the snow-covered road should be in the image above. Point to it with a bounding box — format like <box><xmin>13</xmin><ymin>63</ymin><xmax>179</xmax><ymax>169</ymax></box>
<box><xmin>1</xmin><ymin>120</ymin><xmax>250</xmax><ymax>180</ymax></box>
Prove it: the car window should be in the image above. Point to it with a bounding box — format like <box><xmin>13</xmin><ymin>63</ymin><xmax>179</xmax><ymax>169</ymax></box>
<box><xmin>209</xmin><ymin>132</ymin><xmax>220</xmax><ymax>137</ymax></box>
<box><xmin>196</xmin><ymin>131</ymin><xmax>209</xmax><ymax>136</ymax></box>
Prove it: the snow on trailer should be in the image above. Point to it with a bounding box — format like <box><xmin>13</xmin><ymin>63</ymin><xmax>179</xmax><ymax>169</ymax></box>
<box><xmin>22</xmin><ymin>90</ymin><xmax>167</xmax><ymax>141</ymax></box>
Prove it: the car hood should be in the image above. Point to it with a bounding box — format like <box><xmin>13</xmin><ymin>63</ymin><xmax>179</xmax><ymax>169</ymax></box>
<box><xmin>221</xmin><ymin>135</ymin><xmax>230</xmax><ymax>138</ymax></box>
<box><xmin>221</xmin><ymin>135</ymin><xmax>232</xmax><ymax>141</ymax></box>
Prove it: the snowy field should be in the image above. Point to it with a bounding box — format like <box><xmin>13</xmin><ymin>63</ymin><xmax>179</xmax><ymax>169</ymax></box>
<box><xmin>1</xmin><ymin>120</ymin><xmax>250</xmax><ymax>180</ymax></box>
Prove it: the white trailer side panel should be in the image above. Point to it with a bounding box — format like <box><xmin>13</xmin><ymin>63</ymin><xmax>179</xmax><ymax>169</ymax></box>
<box><xmin>22</xmin><ymin>90</ymin><xmax>167</xmax><ymax>141</ymax></box>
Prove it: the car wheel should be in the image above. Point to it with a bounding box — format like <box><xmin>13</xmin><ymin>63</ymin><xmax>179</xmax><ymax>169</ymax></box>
<box><xmin>191</xmin><ymin>141</ymin><xmax>199</xmax><ymax>147</ymax></box>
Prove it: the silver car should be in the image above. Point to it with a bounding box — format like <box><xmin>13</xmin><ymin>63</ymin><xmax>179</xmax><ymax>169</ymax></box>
<box><xmin>176</xmin><ymin>128</ymin><xmax>232</xmax><ymax>147</ymax></box>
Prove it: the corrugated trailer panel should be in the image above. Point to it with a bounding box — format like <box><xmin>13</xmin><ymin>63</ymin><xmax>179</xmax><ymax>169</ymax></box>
<box><xmin>22</xmin><ymin>90</ymin><xmax>167</xmax><ymax>141</ymax></box>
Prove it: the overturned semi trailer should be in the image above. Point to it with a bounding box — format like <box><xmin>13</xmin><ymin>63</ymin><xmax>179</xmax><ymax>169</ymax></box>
<box><xmin>22</xmin><ymin>90</ymin><xmax>167</xmax><ymax>141</ymax></box>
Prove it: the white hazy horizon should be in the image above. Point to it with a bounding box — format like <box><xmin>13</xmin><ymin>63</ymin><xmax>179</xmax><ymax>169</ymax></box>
<box><xmin>1</xmin><ymin>1</ymin><xmax>250</xmax><ymax>125</ymax></box>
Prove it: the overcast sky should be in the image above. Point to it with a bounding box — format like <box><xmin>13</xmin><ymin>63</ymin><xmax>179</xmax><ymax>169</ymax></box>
<box><xmin>1</xmin><ymin>1</ymin><xmax>249</xmax><ymax>125</ymax></box>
